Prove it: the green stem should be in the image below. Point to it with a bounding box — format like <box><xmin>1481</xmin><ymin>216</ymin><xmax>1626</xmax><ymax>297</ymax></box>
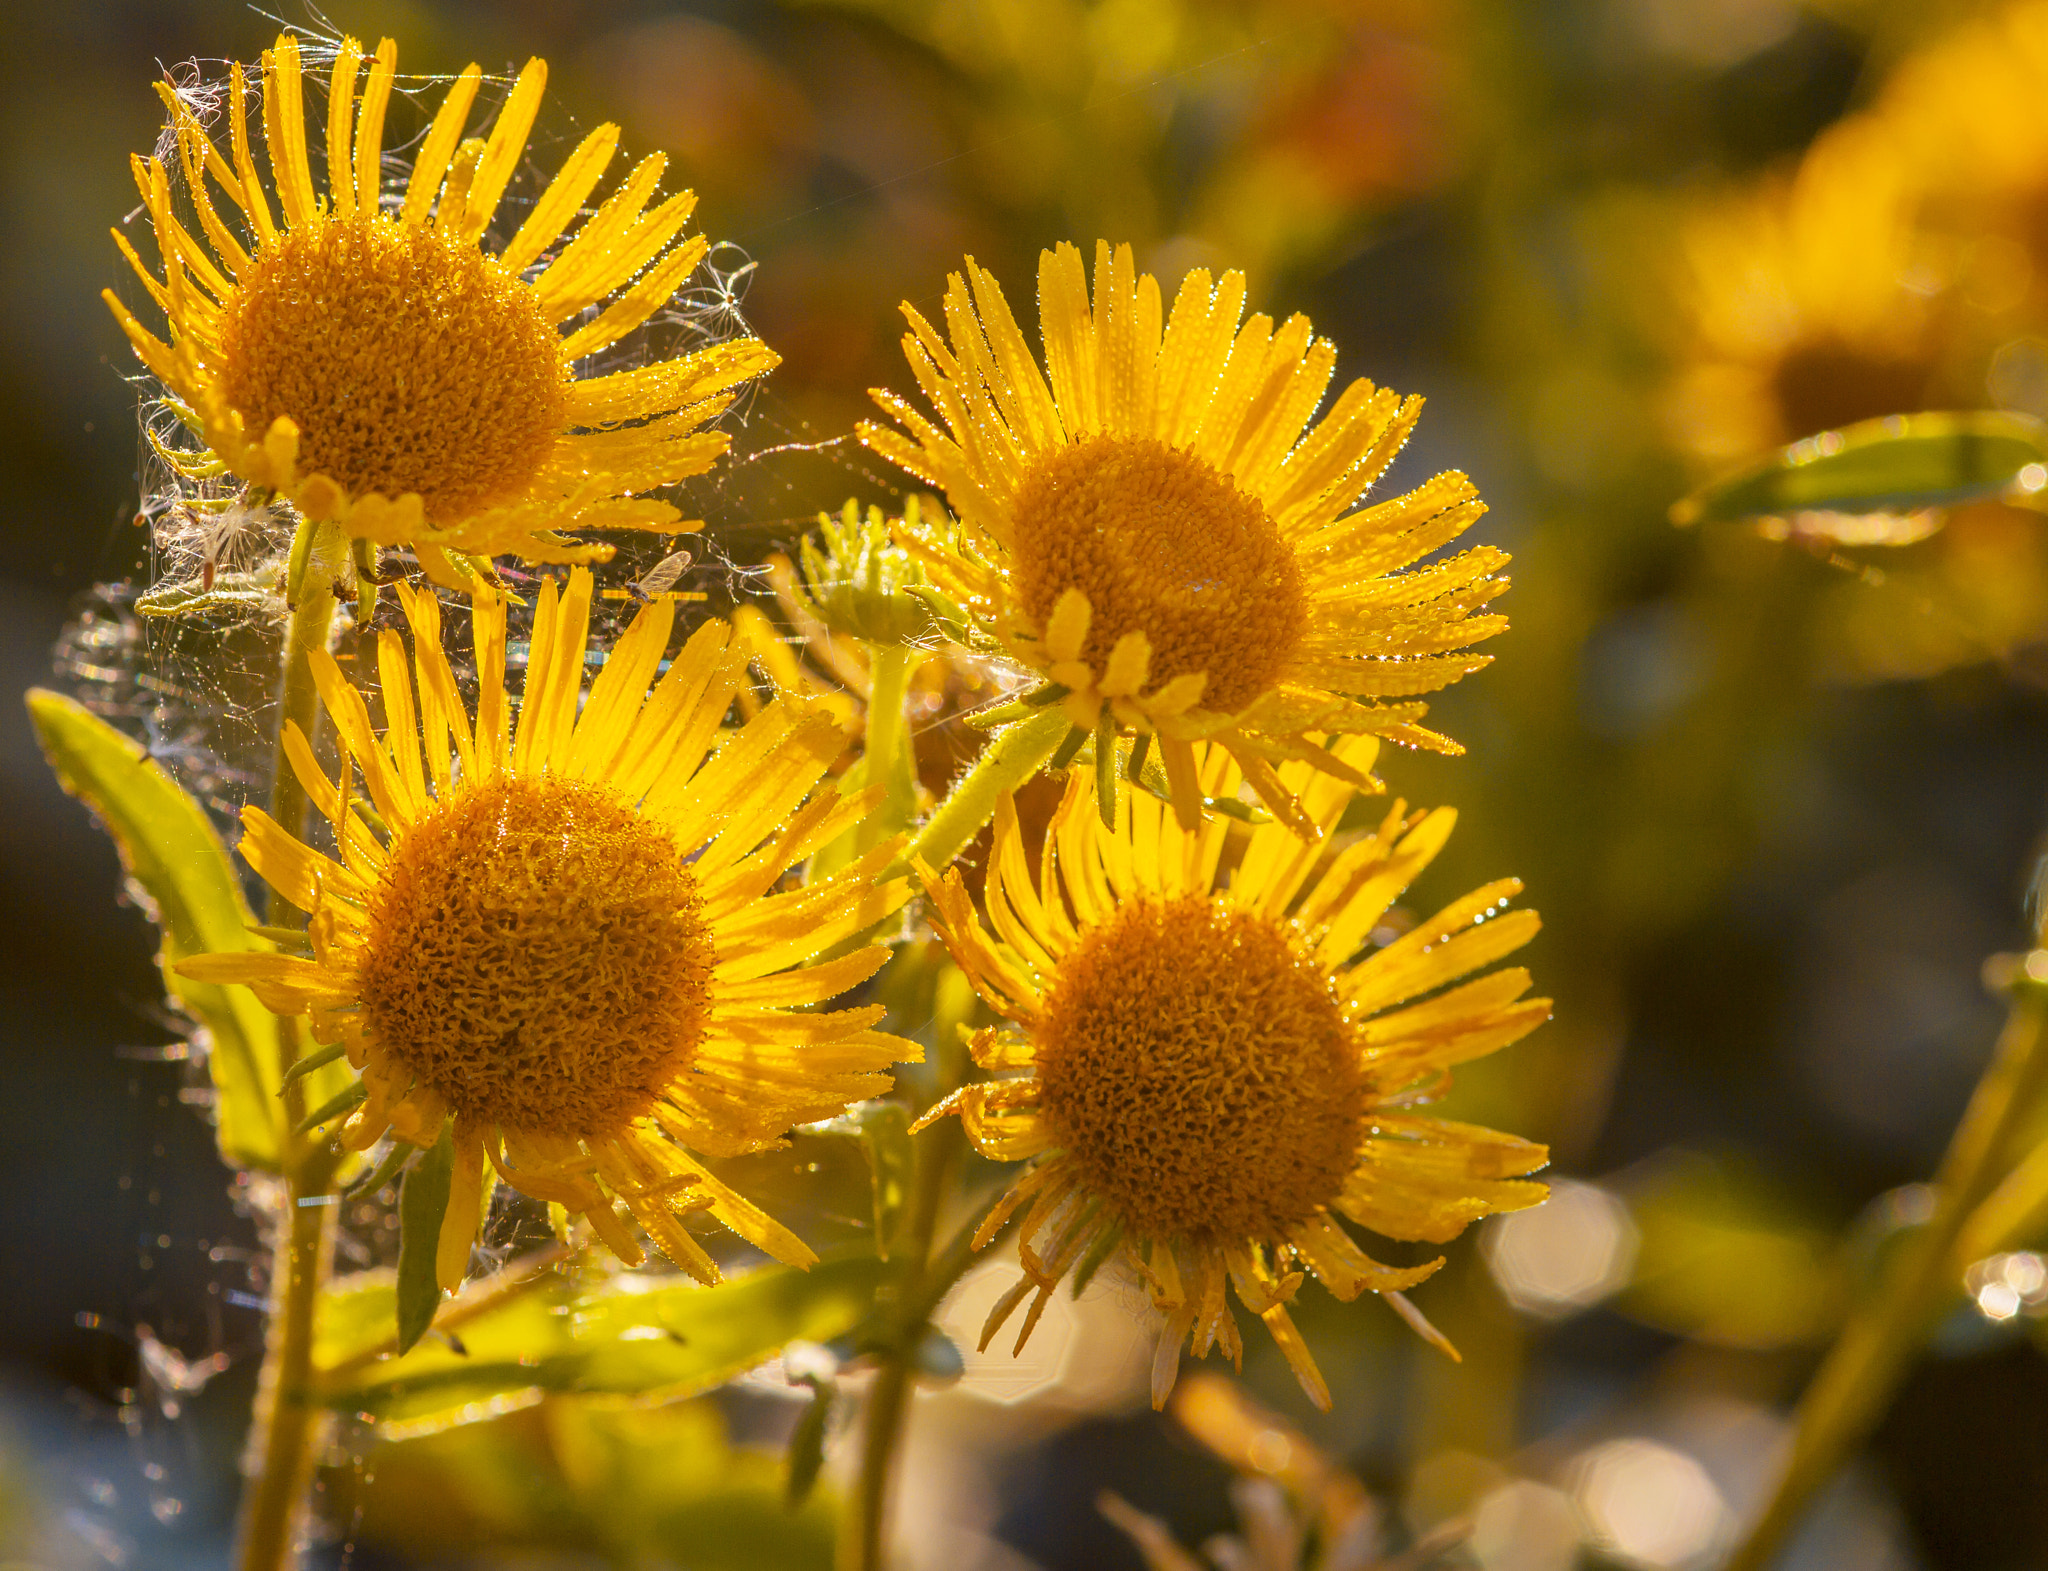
<box><xmin>839</xmin><ymin>1112</ymin><xmax>972</xmax><ymax>1571</ymax></box>
<box><xmin>265</xmin><ymin>534</ymin><xmax>340</xmax><ymax>932</ymax></box>
<box><xmin>1957</xmin><ymin>1129</ymin><xmax>2048</xmax><ymax>1265</ymax></box>
<box><xmin>888</xmin><ymin>706</ymin><xmax>1069</xmax><ymax>881</ymax></box>
<box><xmin>237</xmin><ymin>525</ymin><xmax>345</xmax><ymax>1571</ymax></box>
<box><xmin>1726</xmin><ymin>982</ymin><xmax>2048</xmax><ymax>1571</ymax></box>
<box><xmin>858</xmin><ymin>645</ymin><xmax>920</xmax><ymax>855</ymax></box>
<box><xmin>845</xmin><ymin>1346</ymin><xmax>914</xmax><ymax>1571</ymax></box>
<box><xmin>236</xmin><ymin>1145</ymin><xmax>339</xmax><ymax>1571</ymax></box>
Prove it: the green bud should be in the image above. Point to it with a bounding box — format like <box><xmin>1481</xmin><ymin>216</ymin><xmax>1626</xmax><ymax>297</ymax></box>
<box><xmin>790</xmin><ymin>498</ymin><xmax>969</xmax><ymax>647</ymax></box>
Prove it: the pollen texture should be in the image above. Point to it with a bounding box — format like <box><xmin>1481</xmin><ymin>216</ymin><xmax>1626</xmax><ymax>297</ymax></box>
<box><xmin>1008</xmin><ymin>436</ymin><xmax>1309</xmax><ymax>713</ymax></box>
<box><xmin>357</xmin><ymin>775</ymin><xmax>714</xmax><ymax>1134</ymax></box>
<box><xmin>1034</xmin><ymin>895</ymin><xmax>1364</xmax><ymax>1240</ymax></box>
<box><xmin>219</xmin><ymin>217</ymin><xmax>566</xmax><ymax>519</ymax></box>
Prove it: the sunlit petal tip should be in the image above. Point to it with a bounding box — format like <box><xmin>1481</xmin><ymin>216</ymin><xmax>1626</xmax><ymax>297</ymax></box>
<box><xmin>863</xmin><ymin>242</ymin><xmax>1504</xmax><ymax>834</ymax></box>
<box><xmin>916</xmin><ymin>740</ymin><xmax>1547</xmax><ymax>1402</ymax></box>
<box><xmin>110</xmin><ymin>37</ymin><xmax>774</xmax><ymax>569</ymax></box>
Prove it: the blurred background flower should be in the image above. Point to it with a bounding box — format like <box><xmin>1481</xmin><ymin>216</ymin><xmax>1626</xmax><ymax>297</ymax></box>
<box><xmin>13</xmin><ymin>1</ymin><xmax>2048</xmax><ymax>1568</ymax></box>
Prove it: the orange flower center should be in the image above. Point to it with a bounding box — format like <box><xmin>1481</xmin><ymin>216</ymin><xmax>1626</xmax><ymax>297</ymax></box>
<box><xmin>219</xmin><ymin>216</ymin><xmax>566</xmax><ymax>520</ymax></box>
<box><xmin>1007</xmin><ymin>435</ymin><xmax>1309</xmax><ymax>715</ymax></box>
<box><xmin>357</xmin><ymin>776</ymin><xmax>714</xmax><ymax>1134</ymax></box>
<box><xmin>1034</xmin><ymin>895</ymin><xmax>1363</xmax><ymax>1241</ymax></box>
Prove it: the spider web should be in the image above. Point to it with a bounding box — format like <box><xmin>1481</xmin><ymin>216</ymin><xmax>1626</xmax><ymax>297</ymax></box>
<box><xmin>48</xmin><ymin>26</ymin><xmax>917</xmax><ymax>1566</ymax></box>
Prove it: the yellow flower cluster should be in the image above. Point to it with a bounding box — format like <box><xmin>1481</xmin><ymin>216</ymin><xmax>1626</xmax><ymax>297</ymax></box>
<box><xmin>112</xmin><ymin>30</ymin><xmax>1550</xmax><ymax>1412</ymax></box>
<box><xmin>1667</xmin><ymin>0</ymin><xmax>2048</xmax><ymax>466</ymax></box>
<box><xmin>1661</xmin><ymin>1</ymin><xmax>2048</xmax><ymax>681</ymax></box>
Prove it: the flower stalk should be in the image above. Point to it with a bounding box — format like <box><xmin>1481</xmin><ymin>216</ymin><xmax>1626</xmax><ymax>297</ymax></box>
<box><xmin>236</xmin><ymin>521</ymin><xmax>344</xmax><ymax>1571</ymax></box>
<box><xmin>236</xmin><ymin>1140</ymin><xmax>340</xmax><ymax>1571</ymax></box>
<box><xmin>839</xmin><ymin>1122</ymin><xmax>953</xmax><ymax>1571</ymax></box>
<box><xmin>889</xmin><ymin>706</ymin><xmax>1069</xmax><ymax>880</ymax></box>
<box><xmin>836</xmin><ymin>914</ymin><xmax>1006</xmax><ymax>1571</ymax></box>
<box><xmin>840</xmin><ymin>1113</ymin><xmax>1010</xmax><ymax>1571</ymax></box>
<box><xmin>1726</xmin><ymin>972</ymin><xmax>2048</xmax><ymax>1571</ymax></box>
<box><xmin>858</xmin><ymin>644</ymin><xmax>922</xmax><ymax>855</ymax></box>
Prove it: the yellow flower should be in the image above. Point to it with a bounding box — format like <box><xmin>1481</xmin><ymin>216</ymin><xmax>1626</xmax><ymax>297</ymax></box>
<box><xmin>105</xmin><ymin>33</ymin><xmax>777</xmax><ymax>583</ymax></box>
<box><xmin>915</xmin><ymin>737</ymin><xmax>1550</xmax><ymax>1410</ymax></box>
<box><xmin>859</xmin><ymin>240</ymin><xmax>1508</xmax><ymax>836</ymax></box>
<box><xmin>1880</xmin><ymin>1</ymin><xmax>2048</xmax><ymax>223</ymax></box>
<box><xmin>180</xmin><ymin>567</ymin><xmax>914</xmax><ymax>1286</ymax></box>
<box><xmin>1664</xmin><ymin>117</ymin><xmax>1936</xmax><ymax>466</ymax></box>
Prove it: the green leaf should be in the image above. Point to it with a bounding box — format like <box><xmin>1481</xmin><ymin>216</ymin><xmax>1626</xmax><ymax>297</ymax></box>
<box><xmin>343</xmin><ymin>1138</ymin><xmax>415</xmax><ymax>1200</ymax></box>
<box><xmin>1094</xmin><ymin>703</ymin><xmax>1118</xmax><ymax>828</ymax></box>
<box><xmin>396</xmin><ymin>1126</ymin><xmax>455</xmax><ymax>1354</ymax></box>
<box><xmin>322</xmin><ymin>1254</ymin><xmax>888</xmax><ymax>1435</ymax></box>
<box><xmin>1671</xmin><ymin>410</ymin><xmax>2048</xmax><ymax>527</ymax></box>
<box><xmin>294</xmin><ymin>1079</ymin><xmax>366</xmax><ymax>1136</ymax></box>
<box><xmin>851</xmin><ymin>1104</ymin><xmax>913</xmax><ymax>1259</ymax></box>
<box><xmin>568</xmin><ymin>1255</ymin><xmax>887</xmax><ymax>1393</ymax></box>
<box><xmin>784</xmin><ymin>1379</ymin><xmax>835</xmax><ymax>1505</ymax></box>
<box><xmin>25</xmin><ymin>689</ymin><xmax>287</xmax><ymax>1169</ymax></box>
<box><xmin>281</xmin><ymin>1039</ymin><xmax>347</xmax><ymax>1087</ymax></box>
<box><xmin>345</xmin><ymin>1395</ymin><xmax>835</xmax><ymax>1567</ymax></box>
<box><xmin>314</xmin><ymin>1269</ymin><xmax>408</xmax><ymax>1373</ymax></box>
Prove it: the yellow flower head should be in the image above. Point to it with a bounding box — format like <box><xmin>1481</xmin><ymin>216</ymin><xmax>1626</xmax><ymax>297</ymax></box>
<box><xmin>105</xmin><ymin>34</ymin><xmax>777</xmax><ymax>582</ymax></box>
<box><xmin>916</xmin><ymin>738</ymin><xmax>1551</xmax><ymax>1411</ymax></box>
<box><xmin>1665</xmin><ymin>118</ymin><xmax>1936</xmax><ymax>465</ymax></box>
<box><xmin>1880</xmin><ymin>1</ymin><xmax>2048</xmax><ymax>217</ymax></box>
<box><xmin>182</xmin><ymin>567</ymin><xmax>915</xmax><ymax>1286</ymax></box>
<box><xmin>859</xmin><ymin>240</ymin><xmax>1509</xmax><ymax>837</ymax></box>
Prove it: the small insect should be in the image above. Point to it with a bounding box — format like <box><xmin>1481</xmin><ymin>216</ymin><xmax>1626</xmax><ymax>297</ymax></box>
<box><xmin>626</xmin><ymin>549</ymin><xmax>695</xmax><ymax>603</ymax></box>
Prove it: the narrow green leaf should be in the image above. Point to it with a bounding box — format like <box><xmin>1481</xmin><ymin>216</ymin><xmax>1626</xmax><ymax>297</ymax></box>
<box><xmin>325</xmin><ymin>1255</ymin><xmax>889</xmax><ymax>1433</ymax></box>
<box><xmin>396</xmin><ymin>1126</ymin><xmax>454</xmax><ymax>1354</ymax></box>
<box><xmin>1094</xmin><ymin>705</ymin><xmax>1118</xmax><ymax>828</ymax></box>
<box><xmin>784</xmin><ymin>1379</ymin><xmax>836</xmax><ymax>1506</ymax></box>
<box><xmin>1203</xmin><ymin>794</ymin><xmax>1272</xmax><ymax>825</ymax></box>
<box><xmin>966</xmin><ymin>682</ymin><xmax>1071</xmax><ymax>730</ymax></box>
<box><xmin>1125</xmin><ymin>730</ymin><xmax>1152</xmax><ymax>783</ymax></box>
<box><xmin>854</xmin><ymin>1104</ymin><xmax>913</xmax><ymax>1260</ymax></box>
<box><xmin>568</xmin><ymin>1256</ymin><xmax>888</xmax><ymax>1392</ymax></box>
<box><xmin>907</xmin><ymin>583</ymin><xmax>970</xmax><ymax>642</ymax></box>
<box><xmin>281</xmin><ymin>1039</ymin><xmax>347</xmax><ymax>1088</ymax></box>
<box><xmin>1049</xmin><ymin>724</ymin><xmax>1088</xmax><ymax>771</ymax></box>
<box><xmin>1671</xmin><ymin>410</ymin><xmax>2048</xmax><ymax>527</ymax></box>
<box><xmin>294</xmin><ymin>1079</ymin><xmax>366</xmax><ymax>1136</ymax></box>
<box><xmin>25</xmin><ymin>689</ymin><xmax>285</xmax><ymax>1169</ymax></box>
<box><xmin>343</xmin><ymin>1137</ymin><xmax>415</xmax><ymax>1200</ymax></box>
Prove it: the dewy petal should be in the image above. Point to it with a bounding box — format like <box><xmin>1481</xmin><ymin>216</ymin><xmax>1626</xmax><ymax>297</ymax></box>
<box><xmin>181</xmin><ymin>566</ymin><xmax>918</xmax><ymax>1282</ymax></box>
<box><xmin>919</xmin><ymin>743</ymin><xmax>1549</xmax><ymax>1407</ymax></box>
<box><xmin>861</xmin><ymin>241</ymin><xmax>1508</xmax><ymax>836</ymax></box>
<box><xmin>107</xmin><ymin>33</ymin><xmax>775</xmax><ymax>570</ymax></box>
